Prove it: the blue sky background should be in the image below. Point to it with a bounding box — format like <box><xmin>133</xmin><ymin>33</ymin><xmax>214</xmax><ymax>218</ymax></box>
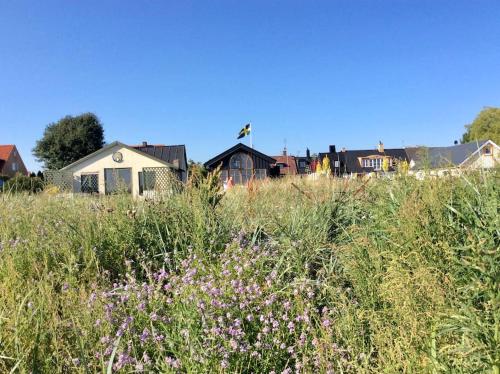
<box><xmin>1</xmin><ymin>0</ymin><xmax>499</xmax><ymax>171</ymax></box>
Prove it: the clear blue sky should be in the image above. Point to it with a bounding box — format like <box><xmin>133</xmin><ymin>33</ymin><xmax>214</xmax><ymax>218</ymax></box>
<box><xmin>1</xmin><ymin>0</ymin><xmax>499</xmax><ymax>171</ymax></box>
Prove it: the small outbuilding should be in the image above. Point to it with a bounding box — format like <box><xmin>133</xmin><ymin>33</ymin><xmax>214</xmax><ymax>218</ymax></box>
<box><xmin>204</xmin><ymin>143</ymin><xmax>276</xmax><ymax>184</ymax></box>
<box><xmin>56</xmin><ymin>141</ymin><xmax>187</xmax><ymax>197</ymax></box>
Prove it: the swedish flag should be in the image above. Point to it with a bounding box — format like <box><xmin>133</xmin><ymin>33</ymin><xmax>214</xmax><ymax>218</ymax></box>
<box><xmin>237</xmin><ymin>123</ymin><xmax>251</xmax><ymax>139</ymax></box>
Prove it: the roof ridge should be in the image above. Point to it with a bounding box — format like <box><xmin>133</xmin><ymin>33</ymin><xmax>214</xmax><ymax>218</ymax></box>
<box><xmin>131</xmin><ymin>144</ymin><xmax>185</xmax><ymax>148</ymax></box>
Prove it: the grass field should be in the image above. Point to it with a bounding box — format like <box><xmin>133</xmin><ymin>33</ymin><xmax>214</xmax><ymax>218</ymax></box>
<box><xmin>0</xmin><ymin>171</ymin><xmax>498</xmax><ymax>373</ymax></box>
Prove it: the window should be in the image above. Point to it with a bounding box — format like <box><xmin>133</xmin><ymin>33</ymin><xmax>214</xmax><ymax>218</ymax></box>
<box><xmin>299</xmin><ymin>160</ymin><xmax>306</xmax><ymax>168</ymax></box>
<box><xmin>334</xmin><ymin>161</ymin><xmax>339</xmax><ymax>167</ymax></box>
<box><xmin>144</xmin><ymin>170</ymin><xmax>156</xmax><ymax>190</ymax></box>
<box><xmin>104</xmin><ymin>168</ymin><xmax>132</xmax><ymax>194</ymax></box>
<box><xmin>220</xmin><ymin>169</ymin><xmax>228</xmax><ymax>182</ymax></box>
<box><xmin>138</xmin><ymin>172</ymin><xmax>143</xmax><ymax>195</ymax></box>
<box><xmin>362</xmin><ymin>157</ymin><xmax>385</xmax><ymax>170</ymax></box>
<box><xmin>483</xmin><ymin>146</ymin><xmax>491</xmax><ymax>155</ymax></box>
<box><xmin>12</xmin><ymin>162</ymin><xmax>17</xmax><ymax>172</ymax></box>
<box><xmin>229</xmin><ymin>152</ymin><xmax>254</xmax><ymax>184</ymax></box>
<box><xmin>81</xmin><ymin>174</ymin><xmax>98</xmax><ymax>193</ymax></box>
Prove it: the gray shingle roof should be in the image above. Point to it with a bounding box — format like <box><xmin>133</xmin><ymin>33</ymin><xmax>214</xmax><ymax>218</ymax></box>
<box><xmin>406</xmin><ymin>141</ymin><xmax>487</xmax><ymax>168</ymax></box>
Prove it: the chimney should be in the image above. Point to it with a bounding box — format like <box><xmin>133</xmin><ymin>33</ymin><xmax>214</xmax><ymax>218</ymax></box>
<box><xmin>142</xmin><ymin>141</ymin><xmax>148</xmax><ymax>147</ymax></box>
<box><xmin>377</xmin><ymin>141</ymin><xmax>384</xmax><ymax>153</ymax></box>
<box><xmin>329</xmin><ymin>145</ymin><xmax>336</xmax><ymax>153</ymax></box>
<box><xmin>306</xmin><ymin>148</ymin><xmax>311</xmax><ymax>159</ymax></box>
<box><xmin>283</xmin><ymin>146</ymin><xmax>287</xmax><ymax>156</ymax></box>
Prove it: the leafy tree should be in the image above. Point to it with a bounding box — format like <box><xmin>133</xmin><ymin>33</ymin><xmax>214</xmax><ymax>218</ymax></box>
<box><xmin>461</xmin><ymin>107</ymin><xmax>500</xmax><ymax>144</ymax></box>
<box><xmin>33</xmin><ymin>113</ymin><xmax>105</xmax><ymax>169</ymax></box>
<box><xmin>315</xmin><ymin>159</ymin><xmax>322</xmax><ymax>174</ymax></box>
<box><xmin>322</xmin><ymin>156</ymin><xmax>331</xmax><ymax>176</ymax></box>
<box><xmin>382</xmin><ymin>158</ymin><xmax>389</xmax><ymax>172</ymax></box>
<box><xmin>398</xmin><ymin>160</ymin><xmax>409</xmax><ymax>174</ymax></box>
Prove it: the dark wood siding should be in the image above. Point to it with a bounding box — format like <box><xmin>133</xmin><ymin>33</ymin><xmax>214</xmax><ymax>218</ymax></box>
<box><xmin>211</xmin><ymin>151</ymin><xmax>273</xmax><ymax>171</ymax></box>
<box><xmin>204</xmin><ymin>143</ymin><xmax>277</xmax><ymax>182</ymax></box>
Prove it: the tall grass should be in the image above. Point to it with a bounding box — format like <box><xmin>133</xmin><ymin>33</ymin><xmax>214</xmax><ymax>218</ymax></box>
<box><xmin>0</xmin><ymin>171</ymin><xmax>498</xmax><ymax>373</ymax></box>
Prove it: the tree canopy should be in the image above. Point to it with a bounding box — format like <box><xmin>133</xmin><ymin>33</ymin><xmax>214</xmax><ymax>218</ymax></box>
<box><xmin>33</xmin><ymin>113</ymin><xmax>105</xmax><ymax>170</ymax></box>
<box><xmin>461</xmin><ymin>107</ymin><xmax>500</xmax><ymax>144</ymax></box>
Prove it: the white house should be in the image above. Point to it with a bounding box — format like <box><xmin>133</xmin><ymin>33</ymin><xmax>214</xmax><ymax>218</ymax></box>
<box><xmin>406</xmin><ymin>140</ymin><xmax>499</xmax><ymax>177</ymax></box>
<box><xmin>58</xmin><ymin>141</ymin><xmax>187</xmax><ymax>197</ymax></box>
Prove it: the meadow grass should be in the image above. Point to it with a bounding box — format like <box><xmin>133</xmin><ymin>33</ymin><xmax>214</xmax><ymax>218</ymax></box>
<box><xmin>0</xmin><ymin>171</ymin><xmax>498</xmax><ymax>373</ymax></box>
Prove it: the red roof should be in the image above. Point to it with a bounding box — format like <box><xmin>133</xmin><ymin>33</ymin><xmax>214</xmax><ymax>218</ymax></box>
<box><xmin>273</xmin><ymin>155</ymin><xmax>298</xmax><ymax>175</ymax></box>
<box><xmin>0</xmin><ymin>145</ymin><xmax>15</xmax><ymax>161</ymax></box>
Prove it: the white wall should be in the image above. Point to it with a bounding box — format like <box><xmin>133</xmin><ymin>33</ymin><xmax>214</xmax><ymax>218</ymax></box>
<box><xmin>65</xmin><ymin>144</ymin><xmax>169</xmax><ymax>197</ymax></box>
<box><xmin>464</xmin><ymin>143</ymin><xmax>499</xmax><ymax>169</ymax></box>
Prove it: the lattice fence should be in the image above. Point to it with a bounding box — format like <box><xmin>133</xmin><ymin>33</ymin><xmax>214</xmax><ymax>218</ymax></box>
<box><xmin>44</xmin><ymin>170</ymin><xmax>74</xmax><ymax>192</ymax></box>
<box><xmin>142</xmin><ymin>167</ymin><xmax>182</xmax><ymax>198</ymax></box>
<box><xmin>81</xmin><ymin>173</ymin><xmax>99</xmax><ymax>193</ymax></box>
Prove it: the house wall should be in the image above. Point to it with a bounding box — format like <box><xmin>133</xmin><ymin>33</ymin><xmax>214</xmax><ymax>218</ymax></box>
<box><xmin>65</xmin><ymin>144</ymin><xmax>169</xmax><ymax>197</ymax></box>
<box><xmin>1</xmin><ymin>146</ymin><xmax>28</xmax><ymax>177</ymax></box>
<box><xmin>464</xmin><ymin>143</ymin><xmax>499</xmax><ymax>169</ymax></box>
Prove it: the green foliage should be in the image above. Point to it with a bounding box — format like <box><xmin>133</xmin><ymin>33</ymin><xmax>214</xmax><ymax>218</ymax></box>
<box><xmin>461</xmin><ymin>107</ymin><xmax>500</xmax><ymax>144</ymax></box>
<box><xmin>196</xmin><ymin>165</ymin><xmax>224</xmax><ymax>209</ymax></box>
<box><xmin>0</xmin><ymin>173</ymin><xmax>498</xmax><ymax>372</ymax></box>
<box><xmin>33</xmin><ymin>113</ymin><xmax>105</xmax><ymax>170</ymax></box>
<box><xmin>1</xmin><ymin>174</ymin><xmax>44</xmax><ymax>193</ymax></box>
<box><xmin>187</xmin><ymin>159</ymin><xmax>208</xmax><ymax>187</ymax></box>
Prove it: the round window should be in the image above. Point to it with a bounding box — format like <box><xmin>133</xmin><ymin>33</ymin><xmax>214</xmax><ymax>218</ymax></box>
<box><xmin>112</xmin><ymin>152</ymin><xmax>123</xmax><ymax>163</ymax></box>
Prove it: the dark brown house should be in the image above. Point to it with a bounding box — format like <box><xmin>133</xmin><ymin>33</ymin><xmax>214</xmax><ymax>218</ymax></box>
<box><xmin>204</xmin><ymin>143</ymin><xmax>276</xmax><ymax>184</ymax></box>
<box><xmin>0</xmin><ymin>145</ymin><xmax>28</xmax><ymax>178</ymax></box>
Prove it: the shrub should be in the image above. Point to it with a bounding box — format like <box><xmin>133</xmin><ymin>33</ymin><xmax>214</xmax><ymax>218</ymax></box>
<box><xmin>1</xmin><ymin>174</ymin><xmax>44</xmax><ymax>193</ymax></box>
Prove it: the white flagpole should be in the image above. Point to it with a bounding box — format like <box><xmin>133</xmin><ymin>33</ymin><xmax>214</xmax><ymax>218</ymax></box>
<box><xmin>250</xmin><ymin>122</ymin><xmax>253</xmax><ymax>149</ymax></box>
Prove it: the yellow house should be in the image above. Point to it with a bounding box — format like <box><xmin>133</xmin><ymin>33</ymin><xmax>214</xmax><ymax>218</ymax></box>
<box><xmin>59</xmin><ymin>141</ymin><xmax>185</xmax><ymax>197</ymax></box>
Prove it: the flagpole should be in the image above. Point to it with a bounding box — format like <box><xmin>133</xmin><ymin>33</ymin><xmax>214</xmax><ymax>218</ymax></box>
<box><xmin>250</xmin><ymin>122</ymin><xmax>253</xmax><ymax>149</ymax></box>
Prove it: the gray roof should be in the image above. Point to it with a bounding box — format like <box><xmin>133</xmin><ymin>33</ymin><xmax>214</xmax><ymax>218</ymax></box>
<box><xmin>133</xmin><ymin>145</ymin><xmax>187</xmax><ymax>171</ymax></box>
<box><xmin>406</xmin><ymin>141</ymin><xmax>488</xmax><ymax>169</ymax></box>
